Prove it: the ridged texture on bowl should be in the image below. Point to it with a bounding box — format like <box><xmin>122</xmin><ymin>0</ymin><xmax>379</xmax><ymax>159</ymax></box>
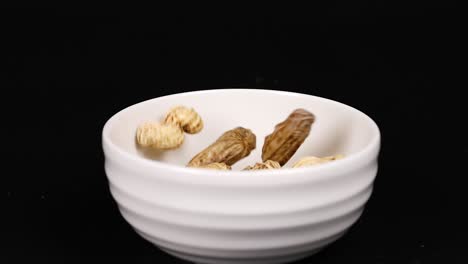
<box><xmin>102</xmin><ymin>89</ymin><xmax>381</xmax><ymax>264</ymax></box>
<box><xmin>104</xmin><ymin>148</ymin><xmax>378</xmax><ymax>264</ymax></box>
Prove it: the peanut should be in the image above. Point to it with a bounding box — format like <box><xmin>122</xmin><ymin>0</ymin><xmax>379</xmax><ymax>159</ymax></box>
<box><xmin>243</xmin><ymin>160</ymin><xmax>281</xmax><ymax>170</ymax></box>
<box><xmin>196</xmin><ymin>162</ymin><xmax>232</xmax><ymax>170</ymax></box>
<box><xmin>262</xmin><ymin>109</ymin><xmax>315</xmax><ymax>166</ymax></box>
<box><xmin>292</xmin><ymin>154</ymin><xmax>344</xmax><ymax>168</ymax></box>
<box><xmin>136</xmin><ymin>122</ymin><xmax>184</xmax><ymax>149</ymax></box>
<box><xmin>187</xmin><ymin>127</ymin><xmax>256</xmax><ymax>167</ymax></box>
<box><xmin>165</xmin><ymin>106</ymin><xmax>203</xmax><ymax>134</ymax></box>
<box><xmin>136</xmin><ymin>105</ymin><xmax>203</xmax><ymax>150</ymax></box>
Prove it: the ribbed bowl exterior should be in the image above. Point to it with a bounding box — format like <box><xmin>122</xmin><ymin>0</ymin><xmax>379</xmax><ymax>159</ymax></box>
<box><xmin>104</xmin><ymin>145</ymin><xmax>378</xmax><ymax>264</ymax></box>
<box><xmin>102</xmin><ymin>89</ymin><xmax>380</xmax><ymax>264</ymax></box>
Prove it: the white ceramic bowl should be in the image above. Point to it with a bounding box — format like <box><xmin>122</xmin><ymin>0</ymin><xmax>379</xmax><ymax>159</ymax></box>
<box><xmin>102</xmin><ymin>89</ymin><xmax>381</xmax><ymax>264</ymax></box>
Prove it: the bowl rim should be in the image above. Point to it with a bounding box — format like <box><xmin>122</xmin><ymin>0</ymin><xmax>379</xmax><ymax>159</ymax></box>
<box><xmin>102</xmin><ymin>89</ymin><xmax>381</xmax><ymax>185</ymax></box>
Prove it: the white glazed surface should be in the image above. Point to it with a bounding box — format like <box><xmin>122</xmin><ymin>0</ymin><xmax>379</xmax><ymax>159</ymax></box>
<box><xmin>102</xmin><ymin>89</ymin><xmax>381</xmax><ymax>264</ymax></box>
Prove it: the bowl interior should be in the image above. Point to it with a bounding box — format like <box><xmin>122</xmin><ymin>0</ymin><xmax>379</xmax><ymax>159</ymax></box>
<box><xmin>105</xmin><ymin>89</ymin><xmax>378</xmax><ymax>170</ymax></box>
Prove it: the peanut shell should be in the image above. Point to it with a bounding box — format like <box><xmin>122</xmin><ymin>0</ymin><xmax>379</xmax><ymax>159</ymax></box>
<box><xmin>188</xmin><ymin>127</ymin><xmax>256</xmax><ymax>167</ymax></box>
<box><xmin>262</xmin><ymin>109</ymin><xmax>315</xmax><ymax>166</ymax></box>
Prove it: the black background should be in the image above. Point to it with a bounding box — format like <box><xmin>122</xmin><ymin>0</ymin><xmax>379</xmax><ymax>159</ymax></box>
<box><xmin>3</xmin><ymin>6</ymin><xmax>465</xmax><ymax>264</ymax></box>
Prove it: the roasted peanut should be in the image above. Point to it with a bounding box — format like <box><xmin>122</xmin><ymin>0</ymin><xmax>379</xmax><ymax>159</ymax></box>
<box><xmin>165</xmin><ymin>106</ymin><xmax>203</xmax><ymax>134</ymax></box>
<box><xmin>196</xmin><ymin>162</ymin><xmax>232</xmax><ymax>170</ymax></box>
<box><xmin>187</xmin><ymin>127</ymin><xmax>256</xmax><ymax>167</ymax></box>
<box><xmin>136</xmin><ymin>105</ymin><xmax>203</xmax><ymax>150</ymax></box>
<box><xmin>292</xmin><ymin>154</ymin><xmax>344</xmax><ymax>168</ymax></box>
<box><xmin>262</xmin><ymin>109</ymin><xmax>315</xmax><ymax>166</ymax></box>
<box><xmin>243</xmin><ymin>160</ymin><xmax>281</xmax><ymax>170</ymax></box>
<box><xmin>136</xmin><ymin>122</ymin><xmax>184</xmax><ymax>149</ymax></box>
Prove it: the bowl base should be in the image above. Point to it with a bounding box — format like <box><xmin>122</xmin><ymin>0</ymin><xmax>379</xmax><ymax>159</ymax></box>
<box><xmin>160</xmin><ymin>247</ymin><xmax>323</xmax><ymax>264</ymax></box>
